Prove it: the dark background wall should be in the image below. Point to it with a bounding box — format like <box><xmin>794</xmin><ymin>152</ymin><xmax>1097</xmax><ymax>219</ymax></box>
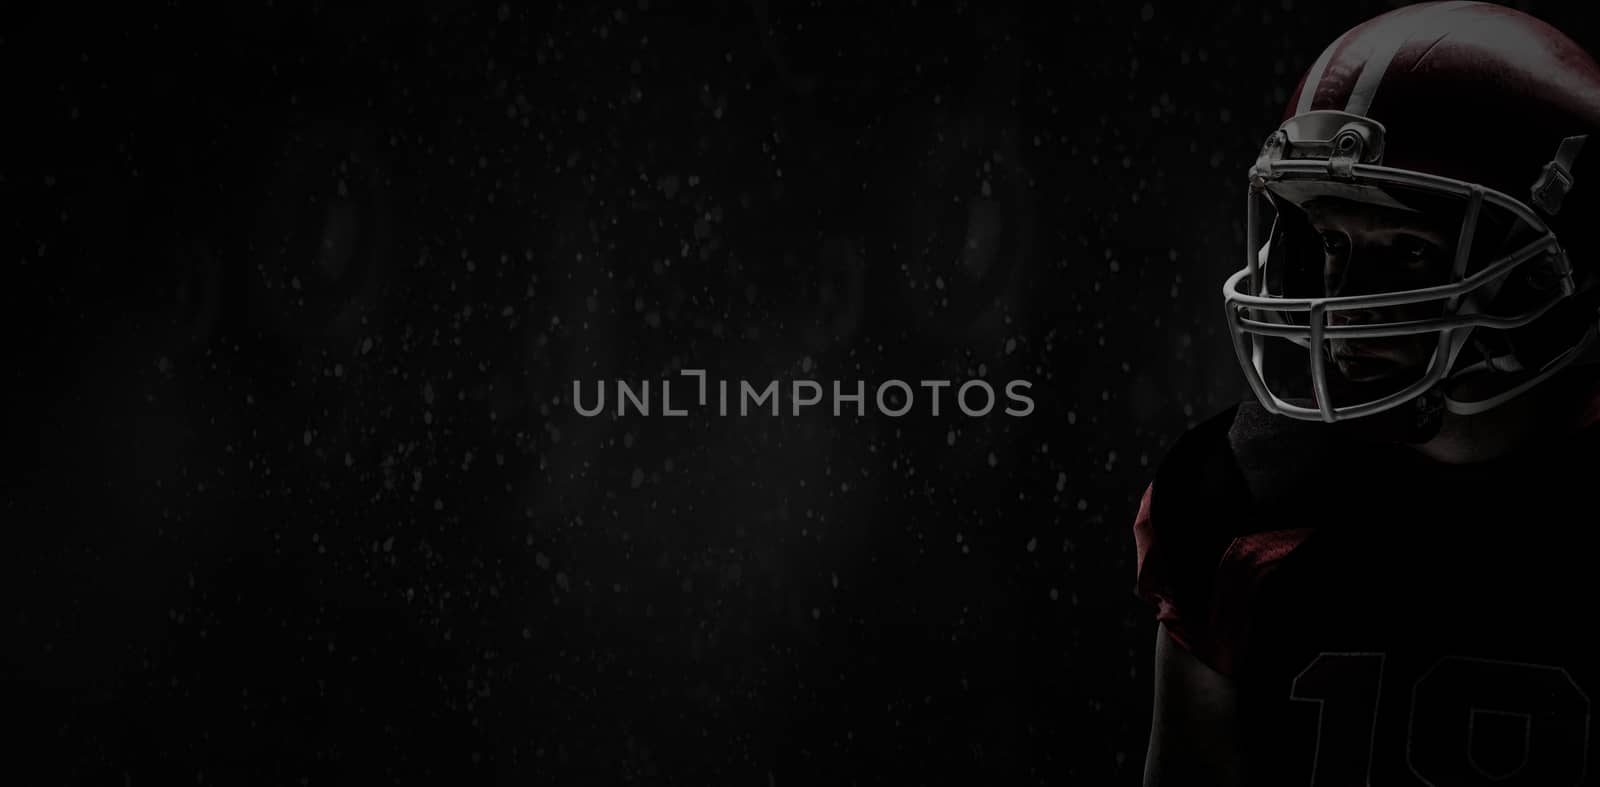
<box><xmin>7</xmin><ymin>1</ymin><xmax>1597</xmax><ymax>784</ymax></box>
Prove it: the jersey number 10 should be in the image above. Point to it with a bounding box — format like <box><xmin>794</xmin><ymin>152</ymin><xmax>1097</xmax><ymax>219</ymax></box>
<box><xmin>1290</xmin><ymin>653</ymin><xmax>1590</xmax><ymax>786</ymax></box>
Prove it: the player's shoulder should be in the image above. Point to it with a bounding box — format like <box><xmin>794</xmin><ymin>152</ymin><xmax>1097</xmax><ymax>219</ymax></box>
<box><xmin>1142</xmin><ymin>400</ymin><xmax>1345</xmax><ymax>538</ymax></box>
<box><xmin>1147</xmin><ymin>405</ymin><xmax>1241</xmax><ymax>520</ymax></box>
<box><xmin>1149</xmin><ymin>403</ymin><xmax>1281</xmax><ymax>511</ymax></box>
<box><xmin>1132</xmin><ymin>404</ymin><xmax>1251</xmax><ymax>577</ymax></box>
<box><xmin>1133</xmin><ymin>402</ymin><xmax>1339</xmax><ymax>674</ymax></box>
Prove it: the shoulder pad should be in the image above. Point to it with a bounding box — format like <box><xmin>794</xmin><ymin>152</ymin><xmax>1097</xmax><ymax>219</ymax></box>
<box><xmin>1150</xmin><ymin>404</ymin><xmax>1252</xmax><ymax>540</ymax></box>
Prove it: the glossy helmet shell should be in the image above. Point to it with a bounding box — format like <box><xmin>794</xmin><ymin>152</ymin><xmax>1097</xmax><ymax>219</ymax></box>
<box><xmin>1225</xmin><ymin>1</ymin><xmax>1600</xmax><ymax>423</ymax></box>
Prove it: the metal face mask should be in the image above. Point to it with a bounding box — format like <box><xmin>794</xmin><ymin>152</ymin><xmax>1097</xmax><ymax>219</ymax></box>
<box><xmin>1223</xmin><ymin>110</ymin><xmax>1580</xmax><ymax>423</ymax></box>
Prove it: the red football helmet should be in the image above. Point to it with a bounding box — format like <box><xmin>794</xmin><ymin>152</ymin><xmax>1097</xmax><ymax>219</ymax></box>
<box><xmin>1224</xmin><ymin>2</ymin><xmax>1600</xmax><ymax>424</ymax></box>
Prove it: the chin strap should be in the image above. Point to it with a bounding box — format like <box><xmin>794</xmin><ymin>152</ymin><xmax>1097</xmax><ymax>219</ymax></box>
<box><xmin>1440</xmin><ymin>132</ymin><xmax>1594</xmax><ymax>415</ymax></box>
<box><xmin>1443</xmin><ymin>321</ymin><xmax>1600</xmax><ymax>415</ymax></box>
<box><xmin>1331</xmin><ymin>385</ymin><xmax>1445</xmax><ymax>444</ymax></box>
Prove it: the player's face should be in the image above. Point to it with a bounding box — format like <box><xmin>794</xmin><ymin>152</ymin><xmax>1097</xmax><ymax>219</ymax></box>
<box><xmin>1302</xmin><ymin>197</ymin><xmax>1455</xmax><ymax>383</ymax></box>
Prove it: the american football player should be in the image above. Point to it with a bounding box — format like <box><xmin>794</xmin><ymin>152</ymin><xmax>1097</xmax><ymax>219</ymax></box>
<box><xmin>1135</xmin><ymin>3</ymin><xmax>1600</xmax><ymax>785</ymax></box>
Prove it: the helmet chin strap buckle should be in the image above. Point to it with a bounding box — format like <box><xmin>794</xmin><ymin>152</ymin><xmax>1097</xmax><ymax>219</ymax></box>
<box><xmin>1531</xmin><ymin>134</ymin><xmax>1588</xmax><ymax>216</ymax></box>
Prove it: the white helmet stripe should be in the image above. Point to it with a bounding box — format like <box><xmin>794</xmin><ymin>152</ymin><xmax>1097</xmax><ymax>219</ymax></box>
<box><xmin>1294</xmin><ymin>26</ymin><xmax>1345</xmax><ymax>115</ymax></box>
<box><xmin>1296</xmin><ymin>1</ymin><xmax>1481</xmax><ymax>116</ymax></box>
<box><xmin>1344</xmin><ymin>1</ymin><xmax>1478</xmax><ymax>116</ymax></box>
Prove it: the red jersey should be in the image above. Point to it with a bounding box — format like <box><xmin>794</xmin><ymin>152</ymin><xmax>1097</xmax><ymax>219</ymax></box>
<box><xmin>1133</xmin><ymin>402</ymin><xmax>1600</xmax><ymax>786</ymax></box>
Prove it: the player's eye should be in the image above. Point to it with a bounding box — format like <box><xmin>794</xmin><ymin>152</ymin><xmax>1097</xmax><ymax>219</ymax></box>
<box><xmin>1394</xmin><ymin>235</ymin><xmax>1443</xmax><ymax>267</ymax></box>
